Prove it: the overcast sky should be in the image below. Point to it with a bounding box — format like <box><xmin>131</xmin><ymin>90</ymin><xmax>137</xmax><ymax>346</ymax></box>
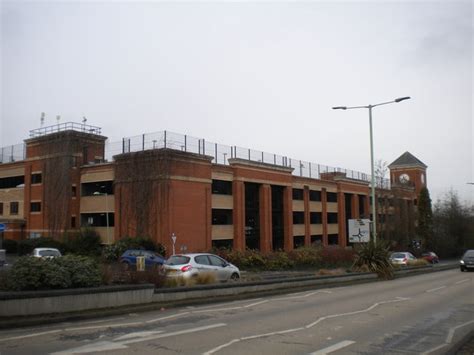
<box><xmin>1</xmin><ymin>0</ymin><xmax>473</xmax><ymax>203</ymax></box>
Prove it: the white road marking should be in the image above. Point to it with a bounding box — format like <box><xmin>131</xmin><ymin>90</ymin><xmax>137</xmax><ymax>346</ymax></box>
<box><xmin>53</xmin><ymin>323</ymin><xmax>227</xmax><ymax>354</ymax></box>
<box><xmin>421</xmin><ymin>319</ymin><xmax>474</xmax><ymax>355</ymax></box>
<box><xmin>65</xmin><ymin>321</ymin><xmax>142</xmax><ymax>331</ymax></box>
<box><xmin>114</xmin><ymin>330</ymin><xmax>164</xmax><ymax>341</ymax></box>
<box><xmin>0</xmin><ymin>329</ymin><xmax>61</xmax><ymax>342</ymax></box>
<box><xmin>426</xmin><ymin>286</ymin><xmax>447</xmax><ymax>293</ymax></box>
<box><xmin>244</xmin><ymin>300</ymin><xmax>269</xmax><ymax>307</ymax></box>
<box><xmin>455</xmin><ymin>279</ymin><xmax>469</xmax><ymax>284</ymax></box>
<box><xmin>51</xmin><ymin>341</ymin><xmax>129</xmax><ymax>354</ymax></box>
<box><xmin>120</xmin><ymin>323</ymin><xmax>227</xmax><ymax>345</ymax></box>
<box><xmin>274</xmin><ymin>290</ymin><xmax>332</xmax><ymax>301</ymax></box>
<box><xmin>145</xmin><ymin>311</ymin><xmax>190</xmax><ymax>323</ymax></box>
<box><xmin>309</xmin><ymin>340</ymin><xmax>356</xmax><ymax>354</ymax></box>
<box><xmin>203</xmin><ymin>297</ymin><xmax>410</xmax><ymax>354</ymax></box>
<box><xmin>306</xmin><ymin>297</ymin><xmax>410</xmax><ymax>328</ymax></box>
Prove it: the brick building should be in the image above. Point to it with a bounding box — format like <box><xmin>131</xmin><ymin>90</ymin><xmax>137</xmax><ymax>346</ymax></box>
<box><xmin>0</xmin><ymin>122</ymin><xmax>427</xmax><ymax>253</ymax></box>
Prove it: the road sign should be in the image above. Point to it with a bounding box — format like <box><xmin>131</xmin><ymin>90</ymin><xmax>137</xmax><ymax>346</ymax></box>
<box><xmin>348</xmin><ymin>219</ymin><xmax>370</xmax><ymax>243</ymax></box>
<box><xmin>0</xmin><ymin>224</ymin><xmax>6</xmax><ymax>232</ymax></box>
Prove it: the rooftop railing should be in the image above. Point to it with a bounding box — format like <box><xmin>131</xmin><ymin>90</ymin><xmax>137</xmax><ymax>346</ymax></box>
<box><xmin>0</xmin><ymin>128</ymin><xmax>391</xmax><ymax>189</ymax></box>
<box><xmin>29</xmin><ymin>122</ymin><xmax>102</xmax><ymax>138</ymax></box>
<box><xmin>111</xmin><ymin>130</ymin><xmax>391</xmax><ymax>188</ymax></box>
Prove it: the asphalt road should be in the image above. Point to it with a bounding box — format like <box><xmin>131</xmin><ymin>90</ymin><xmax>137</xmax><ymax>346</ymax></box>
<box><xmin>0</xmin><ymin>269</ymin><xmax>472</xmax><ymax>355</ymax></box>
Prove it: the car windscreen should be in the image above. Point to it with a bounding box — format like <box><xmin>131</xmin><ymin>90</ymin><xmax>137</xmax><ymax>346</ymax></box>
<box><xmin>463</xmin><ymin>250</ymin><xmax>474</xmax><ymax>258</ymax></box>
<box><xmin>391</xmin><ymin>253</ymin><xmax>405</xmax><ymax>258</ymax></box>
<box><xmin>166</xmin><ymin>256</ymin><xmax>191</xmax><ymax>265</ymax></box>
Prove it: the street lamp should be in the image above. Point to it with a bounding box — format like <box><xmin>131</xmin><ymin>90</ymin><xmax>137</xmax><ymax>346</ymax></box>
<box><xmin>332</xmin><ymin>96</ymin><xmax>411</xmax><ymax>244</ymax></box>
<box><xmin>93</xmin><ymin>190</ymin><xmax>110</xmax><ymax>244</ymax></box>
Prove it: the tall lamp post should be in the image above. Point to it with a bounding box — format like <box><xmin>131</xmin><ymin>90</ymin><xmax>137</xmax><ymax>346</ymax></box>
<box><xmin>332</xmin><ymin>96</ymin><xmax>411</xmax><ymax>244</ymax></box>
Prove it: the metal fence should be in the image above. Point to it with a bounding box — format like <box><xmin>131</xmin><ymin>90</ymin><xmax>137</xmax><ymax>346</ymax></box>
<box><xmin>0</xmin><ymin>129</ymin><xmax>391</xmax><ymax>189</ymax></box>
<box><xmin>0</xmin><ymin>143</ymin><xmax>26</xmax><ymax>163</ymax></box>
<box><xmin>110</xmin><ymin>130</ymin><xmax>391</xmax><ymax>189</ymax></box>
<box><xmin>29</xmin><ymin>122</ymin><xmax>102</xmax><ymax>138</ymax></box>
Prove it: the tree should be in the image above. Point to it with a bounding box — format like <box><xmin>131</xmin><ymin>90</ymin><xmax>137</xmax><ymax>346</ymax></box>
<box><xmin>374</xmin><ymin>160</ymin><xmax>389</xmax><ymax>189</ymax></box>
<box><xmin>432</xmin><ymin>190</ymin><xmax>474</xmax><ymax>257</ymax></box>
<box><xmin>417</xmin><ymin>187</ymin><xmax>433</xmax><ymax>250</ymax></box>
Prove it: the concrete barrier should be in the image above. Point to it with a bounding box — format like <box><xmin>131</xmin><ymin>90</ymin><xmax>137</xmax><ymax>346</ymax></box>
<box><xmin>0</xmin><ymin>284</ymin><xmax>155</xmax><ymax>317</ymax></box>
<box><xmin>0</xmin><ymin>263</ymin><xmax>457</xmax><ymax>319</ymax></box>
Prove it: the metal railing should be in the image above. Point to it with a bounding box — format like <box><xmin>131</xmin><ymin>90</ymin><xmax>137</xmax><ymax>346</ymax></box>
<box><xmin>29</xmin><ymin>122</ymin><xmax>102</xmax><ymax>138</ymax></box>
<box><xmin>0</xmin><ymin>143</ymin><xmax>26</xmax><ymax>163</ymax></box>
<box><xmin>0</xmin><ymin>128</ymin><xmax>391</xmax><ymax>189</ymax></box>
<box><xmin>110</xmin><ymin>130</ymin><xmax>391</xmax><ymax>188</ymax></box>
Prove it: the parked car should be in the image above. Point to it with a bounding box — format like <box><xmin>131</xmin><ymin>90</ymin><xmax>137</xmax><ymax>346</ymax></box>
<box><xmin>119</xmin><ymin>249</ymin><xmax>165</xmax><ymax>270</ymax></box>
<box><xmin>421</xmin><ymin>251</ymin><xmax>439</xmax><ymax>264</ymax></box>
<box><xmin>390</xmin><ymin>252</ymin><xmax>416</xmax><ymax>266</ymax></box>
<box><xmin>31</xmin><ymin>248</ymin><xmax>62</xmax><ymax>259</ymax></box>
<box><xmin>460</xmin><ymin>250</ymin><xmax>474</xmax><ymax>272</ymax></box>
<box><xmin>164</xmin><ymin>253</ymin><xmax>240</xmax><ymax>282</ymax></box>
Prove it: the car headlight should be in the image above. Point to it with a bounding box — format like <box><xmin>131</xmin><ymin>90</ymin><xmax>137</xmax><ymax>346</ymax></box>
<box><xmin>460</xmin><ymin>260</ymin><xmax>465</xmax><ymax>264</ymax></box>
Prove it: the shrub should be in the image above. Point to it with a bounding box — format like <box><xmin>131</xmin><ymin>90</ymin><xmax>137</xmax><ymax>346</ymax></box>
<box><xmin>2</xmin><ymin>239</ymin><xmax>18</xmax><ymax>254</ymax></box>
<box><xmin>265</xmin><ymin>251</ymin><xmax>294</xmax><ymax>270</ymax></box>
<box><xmin>4</xmin><ymin>255</ymin><xmax>101</xmax><ymax>291</ymax></box>
<box><xmin>319</xmin><ymin>247</ymin><xmax>355</xmax><ymax>268</ymax></box>
<box><xmin>288</xmin><ymin>247</ymin><xmax>321</xmax><ymax>268</ymax></box>
<box><xmin>55</xmin><ymin>255</ymin><xmax>102</xmax><ymax>288</ymax></box>
<box><xmin>353</xmin><ymin>241</ymin><xmax>393</xmax><ymax>279</ymax></box>
<box><xmin>6</xmin><ymin>256</ymin><xmax>71</xmax><ymax>290</ymax></box>
<box><xmin>164</xmin><ymin>273</ymin><xmax>217</xmax><ymax>288</ymax></box>
<box><xmin>64</xmin><ymin>228</ymin><xmax>102</xmax><ymax>256</ymax></box>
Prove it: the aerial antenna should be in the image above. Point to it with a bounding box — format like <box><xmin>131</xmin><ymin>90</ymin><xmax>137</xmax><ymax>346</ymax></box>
<box><xmin>82</xmin><ymin>116</ymin><xmax>87</xmax><ymax>124</ymax></box>
<box><xmin>40</xmin><ymin>112</ymin><xmax>45</xmax><ymax>127</ymax></box>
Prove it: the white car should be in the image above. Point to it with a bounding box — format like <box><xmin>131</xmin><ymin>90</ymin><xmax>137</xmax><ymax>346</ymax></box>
<box><xmin>390</xmin><ymin>252</ymin><xmax>416</xmax><ymax>266</ymax></box>
<box><xmin>164</xmin><ymin>253</ymin><xmax>240</xmax><ymax>282</ymax></box>
<box><xmin>32</xmin><ymin>248</ymin><xmax>62</xmax><ymax>259</ymax></box>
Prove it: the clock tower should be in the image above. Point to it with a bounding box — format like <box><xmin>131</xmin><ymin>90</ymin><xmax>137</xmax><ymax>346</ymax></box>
<box><xmin>388</xmin><ymin>152</ymin><xmax>427</xmax><ymax>196</ymax></box>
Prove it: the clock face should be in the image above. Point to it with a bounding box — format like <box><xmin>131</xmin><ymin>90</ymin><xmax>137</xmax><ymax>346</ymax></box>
<box><xmin>399</xmin><ymin>173</ymin><xmax>410</xmax><ymax>183</ymax></box>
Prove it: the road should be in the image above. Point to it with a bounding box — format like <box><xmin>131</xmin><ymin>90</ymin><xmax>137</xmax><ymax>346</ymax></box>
<box><xmin>0</xmin><ymin>269</ymin><xmax>472</xmax><ymax>354</ymax></box>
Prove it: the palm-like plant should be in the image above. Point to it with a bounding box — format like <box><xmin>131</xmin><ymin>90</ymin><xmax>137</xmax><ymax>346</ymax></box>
<box><xmin>353</xmin><ymin>240</ymin><xmax>393</xmax><ymax>279</ymax></box>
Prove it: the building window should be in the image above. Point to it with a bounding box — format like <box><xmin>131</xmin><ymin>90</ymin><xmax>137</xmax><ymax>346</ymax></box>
<box><xmin>293</xmin><ymin>235</ymin><xmax>305</xmax><ymax>248</ymax></box>
<box><xmin>0</xmin><ymin>175</ymin><xmax>24</xmax><ymax>189</ymax></box>
<box><xmin>31</xmin><ymin>173</ymin><xmax>42</xmax><ymax>184</ymax></box>
<box><xmin>0</xmin><ymin>202</ymin><xmax>3</xmax><ymax>215</ymax></box>
<box><xmin>30</xmin><ymin>202</ymin><xmax>41</xmax><ymax>212</ymax></box>
<box><xmin>212</xmin><ymin>209</ymin><xmax>233</xmax><ymax>225</ymax></box>
<box><xmin>358</xmin><ymin>195</ymin><xmax>366</xmax><ymax>217</ymax></box>
<box><xmin>81</xmin><ymin>181</ymin><xmax>113</xmax><ymax>196</ymax></box>
<box><xmin>327</xmin><ymin>212</ymin><xmax>338</xmax><ymax>224</ymax></box>
<box><xmin>311</xmin><ymin>235</ymin><xmax>322</xmax><ymax>245</ymax></box>
<box><xmin>10</xmin><ymin>202</ymin><xmax>19</xmax><ymax>215</ymax></box>
<box><xmin>293</xmin><ymin>211</ymin><xmax>305</xmax><ymax>224</ymax></box>
<box><xmin>212</xmin><ymin>180</ymin><xmax>232</xmax><ymax>195</ymax></box>
<box><xmin>72</xmin><ymin>185</ymin><xmax>77</xmax><ymax>197</ymax></box>
<box><xmin>292</xmin><ymin>188</ymin><xmax>304</xmax><ymax>200</ymax></box>
<box><xmin>327</xmin><ymin>192</ymin><xmax>338</xmax><ymax>202</ymax></box>
<box><xmin>310</xmin><ymin>212</ymin><xmax>322</xmax><ymax>224</ymax></box>
<box><xmin>71</xmin><ymin>216</ymin><xmax>76</xmax><ymax>228</ymax></box>
<box><xmin>81</xmin><ymin>213</ymin><xmax>114</xmax><ymax>227</ymax></box>
<box><xmin>309</xmin><ymin>190</ymin><xmax>321</xmax><ymax>201</ymax></box>
<box><xmin>328</xmin><ymin>234</ymin><xmax>339</xmax><ymax>245</ymax></box>
<box><xmin>212</xmin><ymin>239</ymin><xmax>233</xmax><ymax>249</ymax></box>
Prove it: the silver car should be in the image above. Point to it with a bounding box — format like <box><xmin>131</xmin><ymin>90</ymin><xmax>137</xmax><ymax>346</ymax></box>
<box><xmin>32</xmin><ymin>248</ymin><xmax>62</xmax><ymax>259</ymax></box>
<box><xmin>390</xmin><ymin>252</ymin><xmax>416</xmax><ymax>266</ymax></box>
<box><xmin>164</xmin><ymin>253</ymin><xmax>240</xmax><ymax>282</ymax></box>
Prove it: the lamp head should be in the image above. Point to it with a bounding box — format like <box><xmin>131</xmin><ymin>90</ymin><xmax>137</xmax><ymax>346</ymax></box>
<box><xmin>394</xmin><ymin>96</ymin><xmax>411</xmax><ymax>103</ymax></box>
<box><xmin>332</xmin><ymin>106</ymin><xmax>347</xmax><ymax>110</ymax></box>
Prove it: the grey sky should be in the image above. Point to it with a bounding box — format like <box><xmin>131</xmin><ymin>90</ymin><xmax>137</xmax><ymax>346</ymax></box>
<box><xmin>1</xmin><ymin>0</ymin><xmax>473</xmax><ymax>203</ymax></box>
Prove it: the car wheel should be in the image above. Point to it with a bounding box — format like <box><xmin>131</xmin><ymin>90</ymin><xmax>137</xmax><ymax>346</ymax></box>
<box><xmin>230</xmin><ymin>273</ymin><xmax>240</xmax><ymax>281</ymax></box>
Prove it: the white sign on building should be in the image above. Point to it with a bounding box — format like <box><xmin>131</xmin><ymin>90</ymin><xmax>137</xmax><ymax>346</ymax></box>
<box><xmin>348</xmin><ymin>219</ymin><xmax>371</xmax><ymax>243</ymax></box>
